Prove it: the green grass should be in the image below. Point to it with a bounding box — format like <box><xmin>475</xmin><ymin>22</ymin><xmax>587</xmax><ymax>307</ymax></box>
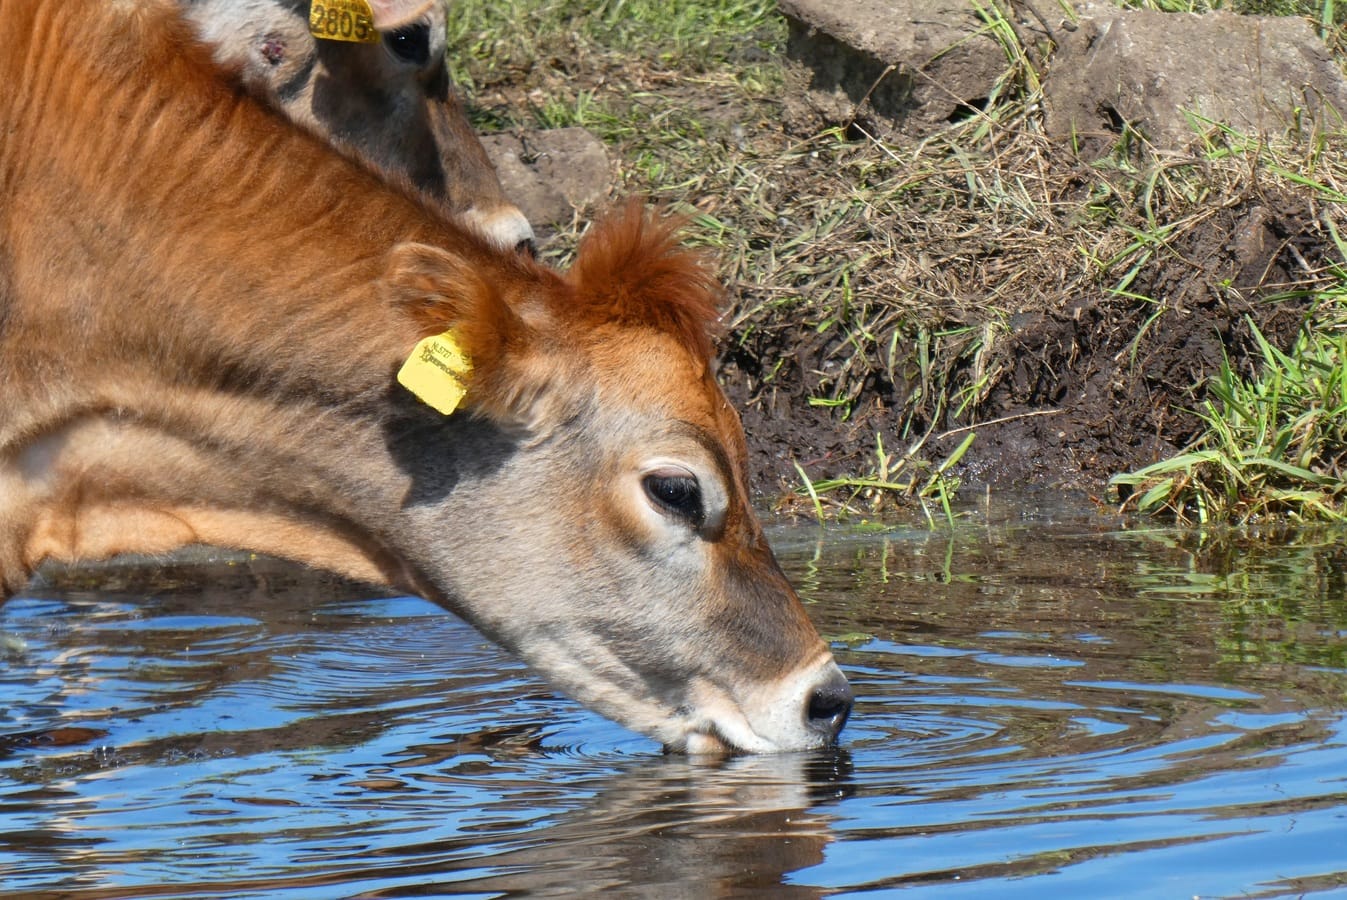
<box><xmin>445</xmin><ymin>0</ymin><xmax>784</xmax><ymax>89</ymax></box>
<box><xmin>1107</xmin><ymin>119</ymin><xmax>1347</xmax><ymax>524</ymax></box>
<box><xmin>788</xmin><ymin>432</ymin><xmax>976</xmax><ymax>526</ymax></box>
<box><xmin>1113</xmin><ymin>316</ymin><xmax>1347</xmax><ymax>524</ymax></box>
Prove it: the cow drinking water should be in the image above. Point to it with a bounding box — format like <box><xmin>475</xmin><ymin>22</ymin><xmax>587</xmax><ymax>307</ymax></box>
<box><xmin>0</xmin><ymin>0</ymin><xmax>851</xmax><ymax>753</ymax></box>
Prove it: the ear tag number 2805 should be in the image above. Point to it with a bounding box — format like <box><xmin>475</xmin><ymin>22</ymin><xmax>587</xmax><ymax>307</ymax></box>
<box><xmin>309</xmin><ymin>0</ymin><xmax>380</xmax><ymax>44</ymax></box>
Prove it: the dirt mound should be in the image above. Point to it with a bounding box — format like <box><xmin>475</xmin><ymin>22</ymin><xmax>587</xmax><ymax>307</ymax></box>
<box><xmin>952</xmin><ymin>188</ymin><xmax>1322</xmax><ymax>487</ymax></box>
<box><xmin>1045</xmin><ymin>4</ymin><xmax>1347</xmax><ymax>156</ymax></box>
<box><xmin>721</xmin><ymin>164</ymin><xmax>1339</xmax><ymax>498</ymax></box>
<box><xmin>782</xmin><ymin>0</ymin><xmax>1347</xmax><ymax>155</ymax></box>
<box><xmin>714</xmin><ymin>4</ymin><xmax>1347</xmax><ymax>502</ymax></box>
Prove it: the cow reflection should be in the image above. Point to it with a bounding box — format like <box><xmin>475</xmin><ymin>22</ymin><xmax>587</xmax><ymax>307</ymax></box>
<box><xmin>378</xmin><ymin>750</ymin><xmax>852</xmax><ymax>898</ymax></box>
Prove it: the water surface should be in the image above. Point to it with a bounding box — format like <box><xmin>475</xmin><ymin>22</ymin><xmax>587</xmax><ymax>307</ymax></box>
<box><xmin>3</xmin><ymin>499</ymin><xmax>1347</xmax><ymax>897</ymax></box>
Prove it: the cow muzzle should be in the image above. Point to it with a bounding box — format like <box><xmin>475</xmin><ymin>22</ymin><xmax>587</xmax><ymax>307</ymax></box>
<box><xmin>679</xmin><ymin>654</ymin><xmax>853</xmax><ymax>755</ymax></box>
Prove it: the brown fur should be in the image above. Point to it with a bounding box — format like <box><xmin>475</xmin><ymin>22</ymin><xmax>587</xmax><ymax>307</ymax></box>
<box><xmin>0</xmin><ymin>0</ymin><xmax>732</xmax><ymax>591</ymax></box>
<box><xmin>567</xmin><ymin>200</ymin><xmax>725</xmax><ymax>364</ymax></box>
<box><xmin>0</xmin><ymin>0</ymin><xmax>847</xmax><ymax>752</ymax></box>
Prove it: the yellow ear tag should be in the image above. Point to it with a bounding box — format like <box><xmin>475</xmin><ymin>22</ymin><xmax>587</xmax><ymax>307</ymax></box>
<box><xmin>398</xmin><ymin>330</ymin><xmax>472</xmax><ymax>416</ymax></box>
<box><xmin>308</xmin><ymin>0</ymin><xmax>381</xmax><ymax>44</ymax></box>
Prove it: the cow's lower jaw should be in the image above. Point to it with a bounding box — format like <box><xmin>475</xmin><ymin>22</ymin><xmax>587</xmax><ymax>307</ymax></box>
<box><xmin>491</xmin><ymin>625</ymin><xmax>852</xmax><ymax>755</ymax></box>
<box><xmin>681</xmin><ymin>729</ymin><xmax>733</xmax><ymax>756</ymax></box>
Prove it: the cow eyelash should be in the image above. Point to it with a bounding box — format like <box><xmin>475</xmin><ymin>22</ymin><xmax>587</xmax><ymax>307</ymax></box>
<box><xmin>384</xmin><ymin>25</ymin><xmax>430</xmax><ymax>66</ymax></box>
<box><xmin>643</xmin><ymin>473</ymin><xmax>705</xmax><ymax>529</ymax></box>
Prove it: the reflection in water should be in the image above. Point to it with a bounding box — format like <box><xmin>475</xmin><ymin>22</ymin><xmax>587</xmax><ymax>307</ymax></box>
<box><xmin>1</xmin><ymin>558</ymin><xmax>850</xmax><ymax>898</ymax></box>
<box><xmin>414</xmin><ymin>752</ymin><xmax>849</xmax><ymax>899</ymax></box>
<box><xmin>3</xmin><ymin>499</ymin><xmax>1347</xmax><ymax>896</ymax></box>
<box><xmin>780</xmin><ymin>500</ymin><xmax>1347</xmax><ymax>895</ymax></box>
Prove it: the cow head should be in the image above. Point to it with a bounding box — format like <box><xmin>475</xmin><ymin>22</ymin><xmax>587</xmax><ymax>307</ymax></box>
<box><xmin>382</xmin><ymin>205</ymin><xmax>852</xmax><ymax>753</ymax></box>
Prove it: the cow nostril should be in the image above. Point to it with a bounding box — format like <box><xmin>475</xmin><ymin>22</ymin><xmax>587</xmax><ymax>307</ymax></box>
<box><xmin>805</xmin><ymin>670</ymin><xmax>853</xmax><ymax>742</ymax></box>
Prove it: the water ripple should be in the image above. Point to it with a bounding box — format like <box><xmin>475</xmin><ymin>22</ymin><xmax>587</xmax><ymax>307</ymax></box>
<box><xmin>5</xmin><ymin>522</ymin><xmax>1347</xmax><ymax>896</ymax></box>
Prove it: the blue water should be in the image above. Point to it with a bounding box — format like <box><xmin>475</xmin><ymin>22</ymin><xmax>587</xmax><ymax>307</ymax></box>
<box><xmin>3</xmin><ymin>502</ymin><xmax>1347</xmax><ymax>897</ymax></box>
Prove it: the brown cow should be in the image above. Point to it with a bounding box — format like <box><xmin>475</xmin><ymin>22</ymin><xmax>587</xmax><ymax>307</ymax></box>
<box><xmin>180</xmin><ymin>0</ymin><xmax>535</xmax><ymax>251</ymax></box>
<box><xmin>0</xmin><ymin>0</ymin><xmax>851</xmax><ymax>753</ymax></box>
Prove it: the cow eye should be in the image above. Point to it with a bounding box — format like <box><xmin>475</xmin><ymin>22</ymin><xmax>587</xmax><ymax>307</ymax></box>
<box><xmin>643</xmin><ymin>473</ymin><xmax>704</xmax><ymax>528</ymax></box>
<box><xmin>384</xmin><ymin>24</ymin><xmax>430</xmax><ymax>66</ymax></box>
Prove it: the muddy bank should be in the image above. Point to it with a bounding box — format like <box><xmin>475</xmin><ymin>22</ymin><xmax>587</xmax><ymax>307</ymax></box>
<box><xmin>722</xmin><ymin>180</ymin><xmax>1332</xmax><ymax>499</ymax></box>
<box><xmin>721</xmin><ymin>175</ymin><xmax>1330</xmax><ymax>498</ymax></box>
<box><xmin>725</xmin><ymin>0</ymin><xmax>1347</xmax><ymax>502</ymax></box>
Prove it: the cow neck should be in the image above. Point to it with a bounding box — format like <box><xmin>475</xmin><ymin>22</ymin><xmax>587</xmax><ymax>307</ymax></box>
<box><xmin>0</xmin><ymin>1</ymin><xmax>491</xmax><ymax>555</ymax></box>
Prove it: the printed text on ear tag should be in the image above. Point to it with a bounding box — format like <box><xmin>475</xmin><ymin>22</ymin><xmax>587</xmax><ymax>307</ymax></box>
<box><xmin>398</xmin><ymin>330</ymin><xmax>472</xmax><ymax>416</ymax></box>
<box><xmin>309</xmin><ymin>0</ymin><xmax>380</xmax><ymax>44</ymax></box>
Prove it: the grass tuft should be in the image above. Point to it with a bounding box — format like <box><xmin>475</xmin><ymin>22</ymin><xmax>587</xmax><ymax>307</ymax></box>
<box><xmin>1112</xmin><ymin>318</ymin><xmax>1347</xmax><ymax>523</ymax></box>
<box><xmin>784</xmin><ymin>431</ymin><xmax>975</xmax><ymax>526</ymax></box>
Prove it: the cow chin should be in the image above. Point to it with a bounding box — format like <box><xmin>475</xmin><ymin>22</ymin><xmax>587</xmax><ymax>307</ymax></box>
<box><xmin>507</xmin><ymin>633</ymin><xmax>841</xmax><ymax>755</ymax></box>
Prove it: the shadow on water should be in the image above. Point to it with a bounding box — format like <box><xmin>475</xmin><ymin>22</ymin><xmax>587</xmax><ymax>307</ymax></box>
<box><xmin>4</xmin><ymin>494</ymin><xmax>1347</xmax><ymax>896</ymax></box>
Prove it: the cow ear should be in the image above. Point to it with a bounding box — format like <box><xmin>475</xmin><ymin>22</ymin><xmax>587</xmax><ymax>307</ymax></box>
<box><xmin>384</xmin><ymin>242</ymin><xmax>571</xmax><ymax>430</ymax></box>
<box><xmin>367</xmin><ymin>0</ymin><xmax>436</xmax><ymax>30</ymax></box>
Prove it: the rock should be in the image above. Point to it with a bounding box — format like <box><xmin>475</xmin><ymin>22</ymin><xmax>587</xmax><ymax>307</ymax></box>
<box><xmin>1046</xmin><ymin>4</ymin><xmax>1347</xmax><ymax>154</ymax></box>
<box><xmin>480</xmin><ymin>127</ymin><xmax>611</xmax><ymax>228</ymax></box>
<box><xmin>778</xmin><ymin>0</ymin><xmax>1006</xmax><ymax>134</ymax></box>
